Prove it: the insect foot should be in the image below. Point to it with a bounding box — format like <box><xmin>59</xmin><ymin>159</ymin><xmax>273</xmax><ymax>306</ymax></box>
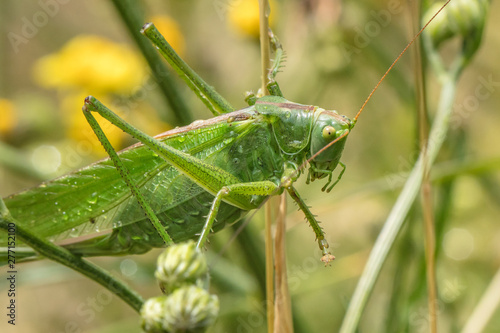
<box><xmin>319</xmin><ymin>238</ymin><xmax>335</xmax><ymax>266</ymax></box>
<box><xmin>321</xmin><ymin>253</ymin><xmax>336</xmax><ymax>266</ymax></box>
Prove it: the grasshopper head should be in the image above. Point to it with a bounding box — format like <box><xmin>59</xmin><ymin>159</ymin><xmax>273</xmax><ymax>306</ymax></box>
<box><xmin>308</xmin><ymin>110</ymin><xmax>353</xmax><ymax>184</ymax></box>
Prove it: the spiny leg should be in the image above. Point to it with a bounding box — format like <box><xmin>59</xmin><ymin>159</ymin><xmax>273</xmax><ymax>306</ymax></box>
<box><xmin>141</xmin><ymin>23</ymin><xmax>234</xmax><ymax>115</ymax></box>
<box><xmin>286</xmin><ymin>186</ymin><xmax>335</xmax><ymax>265</ymax></box>
<box><xmin>196</xmin><ymin>181</ymin><xmax>279</xmax><ymax>249</ymax></box>
<box><xmin>82</xmin><ymin>104</ymin><xmax>174</xmax><ymax>246</ymax></box>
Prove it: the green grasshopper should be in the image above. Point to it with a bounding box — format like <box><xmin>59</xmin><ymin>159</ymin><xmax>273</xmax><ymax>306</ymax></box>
<box><xmin>0</xmin><ymin>3</ymin><xmax>446</xmax><ymax>265</ymax></box>
<box><xmin>0</xmin><ymin>23</ymin><xmax>351</xmax><ymax>264</ymax></box>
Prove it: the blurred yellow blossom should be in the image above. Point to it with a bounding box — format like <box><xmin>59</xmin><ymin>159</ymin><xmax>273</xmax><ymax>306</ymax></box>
<box><xmin>227</xmin><ymin>0</ymin><xmax>278</xmax><ymax>38</ymax></box>
<box><xmin>0</xmin><ymin>98</ymin><xmax>17</xmax><ymax>135</ymax></box>
<box><xmin>149</xmin><ymin>15</ymin><xmax>185</xmax><ymax>56</ymax></box>
<box><xmin>32</xmin><ymin>35</ymin><xmax>146</xmax><ymax>94</ymax></box>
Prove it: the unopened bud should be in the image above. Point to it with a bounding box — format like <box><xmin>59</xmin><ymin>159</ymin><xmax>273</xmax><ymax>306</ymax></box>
<box><xmin>155</xmin><ymin>241</ymin><xmax>208</xmax><ymax>293</ymax></box>
<box><xmin>162</xmin><ymin>286</ymin><xmax>219</xmax><ymax>332</ymax></box>
<box><xmin>141</xmin><ymin>296</ymin><xmax>167</xmax><ymax>333</ymax></box>
<box><xmin>424</xmin><ymin>0</ymin><xmax>488</xmax><ymax>47</ymax></box>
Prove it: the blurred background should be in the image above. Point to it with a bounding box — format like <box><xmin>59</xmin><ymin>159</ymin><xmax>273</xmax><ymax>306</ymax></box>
<box><xmin>0</xmin><ymin>0</ymin><xmax>499</xmax><ymax>332</ymax></box>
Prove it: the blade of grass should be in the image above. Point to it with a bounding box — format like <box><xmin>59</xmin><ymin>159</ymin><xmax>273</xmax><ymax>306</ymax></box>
<box><xmin>461</xmin><ymin>267</ymin><xmax>500</xmax><ymax>333</ymax></box>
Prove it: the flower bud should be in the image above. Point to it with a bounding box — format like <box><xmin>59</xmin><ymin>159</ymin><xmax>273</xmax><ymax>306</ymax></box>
<box><xmin>162</xmin><ymin>286</ymin><xmax>219</xmax><ymax>333</ymax></box>
<box><xmin>140</xmin><ymin>287</ymin><xmax>219</xmax><ymax>333</ymax></box>
<box><xmin>141</xmin><ymin>296</ymin><xmax>167</xmax><ymax>333</ymax></box>
<box><xmin>423</xmin><ymin>0</ymin><xmax>488</xmax><ymax>47</ymax></box>
<box><xmin>155</xmin><ymin>241</ymin><xmax>208</xmax><ymax>293</ymax></box>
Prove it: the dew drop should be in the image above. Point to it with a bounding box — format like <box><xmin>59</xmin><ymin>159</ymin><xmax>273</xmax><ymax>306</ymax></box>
<box><xmin>252</xmin><ymin>169</ymin><xmax>263</xmax><ymax>178</ymax></box>
<box><xmin>88</xmin><ymin>192</ymin><xmax>98</xmax><ymax>204</ymax></box>
<box><xmin>70</xmin><ymin>228</ymin><xmax>79</xmax><ymax>238</ymax></box>
<box><xmin>250</xmin><ymin>195</ymin><xmax>259</xmax><ymax>204</ymax></box>
<box><xmin>192</xmin><ymin>119</ymin><xmax>204</xmax><ymax>126</ymax></box>
<box><xmin>173</xmin><ymin>218</ymin><xmax>185</xmax><ymax>224</ymax></box>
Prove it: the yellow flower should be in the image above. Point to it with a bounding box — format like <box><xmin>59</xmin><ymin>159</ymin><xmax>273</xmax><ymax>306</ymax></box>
<box><xmin>228</xmin><ymin>0</ymin><xmax>278</xmax><ymax>38</ymax></box>
<box><xmin>149</xmin><ymin>15</ymin><xmax>185</xmax><ymax>56</ymax></box>
<box><xmin>0</xmin><ymin>98</ymin><xmax>17</xmax><ymax>135</ymax></box>
<box><xmin>33</xmin><ymin>35</ymin><xmax>146</xmax><ymax>94</ymax></box>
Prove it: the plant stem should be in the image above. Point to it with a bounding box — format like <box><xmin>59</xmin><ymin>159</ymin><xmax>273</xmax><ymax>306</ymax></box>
<box><xmin>0</xmin><ymin>198</ymin><xmax>144</xmax><ymax>312</ymax></box>
<box><xmin>412</xmin><ymin>2</ymin><xmax>438</xmax><ymax>331</ymax></box>
<box><xmin>274</xmin><ymin>194</ymin><xmax>293</xmax><ymax>333</ymax></box>
<box><xmin>259</xmin><ymin>0</ymin><xmax>271</xmax><ymax>94</ymax></box>
<box><xmin>258</xmin><ymin>1</ymin><xmax>277</xmax><ymax>332</ymax></box>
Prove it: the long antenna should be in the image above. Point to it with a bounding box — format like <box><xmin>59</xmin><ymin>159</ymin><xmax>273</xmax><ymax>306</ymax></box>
<box><xmin>353</xmin><ymin>0</ymin><xmax>451</xmax><ymax>123</ymax></box>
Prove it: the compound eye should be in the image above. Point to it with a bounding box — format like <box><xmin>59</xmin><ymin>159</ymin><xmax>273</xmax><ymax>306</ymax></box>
<box><xmin>322</xmin><ymin>125</ymin><xmax>336</xmax><ymax>140</ymax></box>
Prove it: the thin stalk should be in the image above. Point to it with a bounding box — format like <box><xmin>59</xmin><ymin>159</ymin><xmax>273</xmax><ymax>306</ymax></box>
<box><xmin>265</xmin><ymin>199</ymin><xmax>275</xmax><ymax>333</ymax></box>
<box><xmin>421</xmin><ymin>181</ymin><xmax>437</xmax><ymax>332</ymax></box>
<box><xmin>274</xmin><ymin>194</ymin><xmax>293</xmax><ymax>333</ymax></box>
<box><xmin>259</xmin><ymin>0</ymin><xmax>271</xmax><ymax>94</ymax></box>
<box><xmin>109</xmin><ymin>0</ymin><xmax>193</xmax><ymax>125</ymax></box>
<box><xmin>412</xmin><ymin>2</ymin><xmax>438</xmax><ymax>331</ymax></box>
<box><xmin>258</xmin><ymin>1</ymin><xmax>277</xmax><ymax>332</ymax></box>
<box><xmin>0</xmin><ymin>198</ymin><xmax>144</xmax><ymax>312</ymax></box>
